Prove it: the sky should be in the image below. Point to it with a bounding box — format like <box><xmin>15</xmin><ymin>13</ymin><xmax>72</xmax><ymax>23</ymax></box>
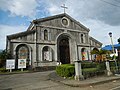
<box><xmin>0</xmin><ymin>0</ymin><xmax>120</xmax><ymax>50</ymax></box>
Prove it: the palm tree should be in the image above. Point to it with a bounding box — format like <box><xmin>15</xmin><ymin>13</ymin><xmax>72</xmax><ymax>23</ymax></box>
<box><xmin>91</xmin><ymin>49</ymin><xmax>110</xmax><ymax>61</ymax></box>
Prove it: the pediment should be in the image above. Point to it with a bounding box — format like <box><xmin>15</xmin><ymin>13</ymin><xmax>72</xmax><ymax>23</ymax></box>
<box><xmin>28</xmin><ymin>13</ymin><xmax>89</xmax><ymax>32</ymax></box>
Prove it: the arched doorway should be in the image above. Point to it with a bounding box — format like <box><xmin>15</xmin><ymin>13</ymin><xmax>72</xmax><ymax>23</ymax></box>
<box><xmin>59</xmin><ymin>38</ymin><xmax>70</xmax><ymax>64</ymax></box>
<box><xmin>16</xmin><ymin>44</ymin><xmax>30</xmax><ymax>69</ymax></box>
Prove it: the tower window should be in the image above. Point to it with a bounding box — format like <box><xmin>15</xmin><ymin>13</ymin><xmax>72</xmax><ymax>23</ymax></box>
<box><xmin>81</xmin><ymin>34</ymin><xmax>84</xmax><ymax>43</ymax></box>
<box><xmin>44</xmin><ymin>30</ymin><xmax>48</xmax><ymax>40</ymax></box>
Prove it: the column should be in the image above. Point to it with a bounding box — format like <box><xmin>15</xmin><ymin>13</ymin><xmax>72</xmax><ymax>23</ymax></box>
<box><xmin>33</xmin><ymin>31</ymin><xmax>37</xmax><ymax>68</ymax></box>
<box><xmin>106</xmin><ymin>60</ymin><xmax>112</xmax><ymax>76</ymax></box>
<box><xmin>75</xmin><ymin>61</ymin><xmax>84</xmax><ymax>81</ymax></box>
<box><xmin>54</xmin><ymin>44</ymin><xmax>58</xmax><ymax>62</ymax></box>
<box><xmin>49</xmin><ymin>48</ymin><xmax>52</xmax><ymax>61</ymax></box>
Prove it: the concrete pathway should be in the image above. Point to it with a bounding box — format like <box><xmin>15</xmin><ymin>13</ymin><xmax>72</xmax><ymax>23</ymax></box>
<box><xmin>49</xmin><ymin>71</ymin><xmax>120</xmax><ymax>87</ymax></box>
<box><xmin>0</xmin><ymin>71</ymin><xmax>120</xmax><ymax>90</ymax></box>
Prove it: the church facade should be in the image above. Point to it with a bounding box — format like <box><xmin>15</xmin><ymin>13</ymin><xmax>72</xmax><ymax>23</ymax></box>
<box><xmin>6</xmin><ymin>13</ymin><xmax>102</xmax><ymax>68</ymax></box>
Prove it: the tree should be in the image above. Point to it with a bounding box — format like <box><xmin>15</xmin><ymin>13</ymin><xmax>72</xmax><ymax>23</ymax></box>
<box><xmin>118</xmin><ymin>38</ymin><xmax>120</xmax><ymax>44</ymax></box>
<box><xmin>90</xmin><ymin>49</ymin><xmax>110</xmax><ymax>61</ymax></box>
<box><xmin>0</xmin><ymin>50</ymin><xmax>12</xmax><ymax>67</ymax></box>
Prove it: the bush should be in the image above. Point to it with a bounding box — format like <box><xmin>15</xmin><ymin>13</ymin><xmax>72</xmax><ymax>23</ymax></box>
<box><xmin>81</xmin><ymin>62</ymin><xmax>98</xmax><ymax>69</ymax></box>
<box><xmin>56</xmin><ymin>62</ymin><xmax>106</xmax><ymax>78</ymax></box>
<box><xmin>56</xmin><ymin>64</ymin><xmax>75</xmax><ymax>77</ymax></box>
<box><xmin>97</xmin><ymin>62</ymin><xmax>106</xmax><ymax>70</ymax></box>
<box><xmin>0</xmin><ymin>68</ymin><xmax>7</xmax><ymax>72</ymax></box>
<box><xmin>109</xmin><ymin>61</ymin><xmax>117</xmax><ymax>73</ymax></box>
<box><xmin>82</xmin><ymin>61</ymin><xmax>105</xmax><ymax>79</ymax></box>
<box><xmin>81</xmin><ymin>61</ymin><xmax>106</xmax><ymax>70</ymax></box>
<box><xmin>82</xmin><ymin>68</ymin><xmax>97</xmax><ymax>78</ymax></box>
<box><xmin>110</xmin><ymin>61</ymin><xmax>116</xmax><ymax>67</ymax></box>
<box><xmin>82</xmin><ymin>68</ymin><xmax>105</xmax><ymax>79</ymax></box>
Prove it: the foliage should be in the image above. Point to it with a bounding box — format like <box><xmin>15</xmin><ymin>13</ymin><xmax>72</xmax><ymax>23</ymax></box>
<box><xmin>81</xmin><ymin>61</ymin><xmax>98</xmax><ymax>69</ymax></box>
<box><xmin>96</xmin><ymin>62</ymin><xmax>106</xmax><ymax>70</ymax></box>
<box><xmin>56</xmin><ymin>64</ymin><xmax>75</xmax><ymax>77</ymax></box>
<box><xmin>90</xmin><ymin>49</ymin><xmax>110</xmax><ymax>61</ymax></box>
<box><xmin>81</xmin><ymin>61</ymin><xmax>106</xmax><ymax>70</ymax></box>
<box><xmin>0</xmin><ymin>68</ymin><xmax>7</xmax><ymax>72</ymax></box>
<box><xmin>91</xmin><ymin>49</ymin><xmax>109</xmax><ymax>55</ymax></box>
<box><xmin>83</xmin><ymin>68</ymin><xmax>97</xmax><ymax>72</ymax></box>
<box><xmin>82</xmin><ymin>61</ymin><xmax>105</xmax><ymax>79</ymax></box>
<box><xmin>0</xmin><ymin>50</ymin><xmax>12</xmax><ymax>67</ymax></box>
<box><xmin>118</xmin><ymin>38</ymin><xmax>120</xmax><ymax>44</ymax></box>
<box><xmin>83</xmin><ymin>68</ymin><xmax>105</xmax><ymax>79</ymax></box>
<box><xmin>56</xmin><ymin>62</ymin><xmax>106</xmax><ymax>78</ymax></box>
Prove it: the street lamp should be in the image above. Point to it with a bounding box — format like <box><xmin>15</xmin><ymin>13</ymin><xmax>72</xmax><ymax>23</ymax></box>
<box><xmin>108</xmin><ymin>32</ymin><xmax>118</xmax><ymax>73</ymax></box>
<box><xmin>109</xmin><ymin>32</ymin><xmax>115</xmax><ymax>55</ymax></box>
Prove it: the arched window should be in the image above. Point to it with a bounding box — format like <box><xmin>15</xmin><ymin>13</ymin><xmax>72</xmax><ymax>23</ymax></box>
<box><xmin>44</xmin><ymin>30</ymin><xmax>48</xmax><ymax>40</ymax></box>
<box><xmin>81</xmin><ymin>48</ymin><xmax>88</xmax><ymax>60</ymax></box>
<box><xmin>42</xmin><ymin>46</ymin><xmax>54</xmax><ymax>61</ymax></box>
<box><xmin>81</xmin><ymin>34</ymin><xmax>84</xmax><ymax>43</ymax></box>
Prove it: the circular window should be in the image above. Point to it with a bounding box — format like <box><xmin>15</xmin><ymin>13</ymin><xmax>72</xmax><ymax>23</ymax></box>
<box><xmin>61</xmin><ymin>17</ymin><xmax>69</xmax><ymax>27</ymax></box>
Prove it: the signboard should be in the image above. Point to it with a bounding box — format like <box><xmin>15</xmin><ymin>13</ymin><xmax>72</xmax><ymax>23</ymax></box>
<box><xmin>6</xmin><ymin>59</ymin><xmax>15</xmax><ymax>69</ymax></box>
<box><xmin>18</xmin><ymin>59</ymin><xmax>26</xmax><ymax>69</ymax></box>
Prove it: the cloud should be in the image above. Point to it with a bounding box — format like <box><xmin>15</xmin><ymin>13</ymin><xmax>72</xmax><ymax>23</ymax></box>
<box><xmin>0</xmin><ymin>0</ymin><xmax>39</xmax><ymax>18</ymax></box>
<box><xmin>44</xmin><ymin>0</ymin><xmax>120</xmax><ymax>46</ymax></box>
<box><xmin>0</xmin><ymin>24</ymin><xmax>27</xmax><ymax>49</ymax></box>
<box><xmin>46</xmin><ymin>0</ymin><xmax>120</xmax><ymax>26</ymax></box>
<box><xmin>45</xmin><ymin>0</ymin><xmax>67</xmax><ymax>15</ymax></box>
<box><xmin>0</xmin><ymin>0</ymin><xmax>120</xmax><ymax>47</ymax></box>
<box><xmin>84</xmin><ymin>19</ymin><xmax>120</xmax><ymax>46</ymax></box>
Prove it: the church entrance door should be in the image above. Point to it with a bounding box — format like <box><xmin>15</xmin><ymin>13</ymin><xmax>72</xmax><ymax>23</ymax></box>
<box><xmin>59</xmin><ymin>38</ymin><xmax>70</xmax><ymax>64</ymax></box>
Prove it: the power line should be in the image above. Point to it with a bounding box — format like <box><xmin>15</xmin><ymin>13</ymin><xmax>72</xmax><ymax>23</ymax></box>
<box><xmin>99</xmin><ymin>0</ymin><xmax>120</xmax><ymax>8</ymax></box>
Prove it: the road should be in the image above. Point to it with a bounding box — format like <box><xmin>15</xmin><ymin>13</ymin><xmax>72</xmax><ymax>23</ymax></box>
<box><xmin>0</xmin><ymin>71</ymin><xmax>120</xmax><ymax>90</ymax></box>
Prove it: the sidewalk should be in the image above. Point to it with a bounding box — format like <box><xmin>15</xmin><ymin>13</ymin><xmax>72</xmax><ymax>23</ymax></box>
<box><xmin>49</xmin><ymin>71</ymin><xmax>120</xmax><ymax>87</ymax></box>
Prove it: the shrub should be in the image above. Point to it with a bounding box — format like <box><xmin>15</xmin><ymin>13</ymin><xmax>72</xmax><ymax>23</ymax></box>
<box><xmin>82</xmin><ymin>62</ymin><xmax>105</xmax><ymax>79</ymax></box>
<box><xmin>82</xmin><ymin>68</ymin><xmax>105</xmax><ymax>79</ymax></box>
<box><xmin>56</xmin><ymin>62</ymin><xmax>106</xmax><ymax>78</ymax></box>
<box><xmin>97</xmin><ymin>62</ymin><xmax>106</xmax><ymax>70</ymax></box>
<box><xmin>81</xmin><ymin>61</ymin><xmax>106</xmax><ymax>70</ymax></box>
<box><xmin>82</xmin><ymin>68</ymin><xmax>97</xmax><ymax>78</ymax></box>
<box><xmin>109</xmin><ymin>61</ymin><xmax>116</xmax><ymax>67</ymax></box>
<box><xmin>81</xmin><ymin>62</ymin><xmax>98</xmax><ymax>69</ymax></box>
<box><xmin>56</xmin><ymin>64</ymin><xmax>75</xmax><ymax>77</ymax></box>
<box><xmin>109</xmin><ymin>61</ymin><xmax>117</xmax><ymax>73</ymax></box>
<box><xmin>0</xmin><ymin>68</ymin><xmax>7</xmax><ymax>72</ymax></box>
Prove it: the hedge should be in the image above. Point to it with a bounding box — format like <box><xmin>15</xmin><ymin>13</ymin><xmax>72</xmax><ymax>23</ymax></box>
<box><xmin>81</xmin><ymin>62</ymin><xmax>98</xmax><ymax>68</ymax></box>
<box><xmin>81</xmin><ymin>61</ymin><xmax>106</xmax><ymax>70</ymax></box>
<box><xmin>56</xmin><ymin>62</ymin><xmax>106</xmax><ymax>78</ymax></box>
<box><xmin>56</xmin><ymin>64</ymin><xmax>75</xmax><ymax>77</ymax></box>
<box><xmin>82</xmin><ymin>68</ymin><xmax>105</xmax><ymax>79</ymax></box>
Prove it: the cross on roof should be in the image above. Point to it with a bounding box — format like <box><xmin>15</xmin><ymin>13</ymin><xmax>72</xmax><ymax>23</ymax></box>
<box><xmin>61</xmin><ymin>4</ymin><xmax>68</xmax><ymax>13</ymax></box>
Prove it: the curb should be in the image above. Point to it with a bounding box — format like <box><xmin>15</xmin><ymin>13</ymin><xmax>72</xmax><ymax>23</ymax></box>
<box><xmin>62</xmin><ymin>77</ymin><xmax>120</xmax><ymax>87</ymax></box>
<box><xmin>0</xmin><ymin>70</ymin><xmax>54</xmax><ymax>75</ymax></box>
<box><xmin>49</xmin><ymin>72</ymin><xmax>120</xmax><ymax>87</ymax></box>
<box><xmin>0</xmin><ymin>71</ymin><xmax>35</xmax><ymax>75</ymax></box>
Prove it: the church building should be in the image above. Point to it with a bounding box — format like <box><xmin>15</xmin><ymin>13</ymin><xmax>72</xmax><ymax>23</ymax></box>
<box><xmin>6</xmin><ymin>13</ymin><xmax>102</xmax><ymax>68</ymax></box>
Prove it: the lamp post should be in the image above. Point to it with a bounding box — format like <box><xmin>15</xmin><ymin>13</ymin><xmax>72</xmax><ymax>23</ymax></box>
<box><xmin>108</xmin><ymin>32</ymin><xmax>118</xmax><ymax>73</ymax></box>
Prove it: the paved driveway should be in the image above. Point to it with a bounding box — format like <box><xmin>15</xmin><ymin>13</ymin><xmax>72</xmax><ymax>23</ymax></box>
<box><xmin>0</xmin><ymin>71</ymin><xmax>120</xmax><ymax>90</ymax></box>
<box><xmin>0</xmin><ymin>71</ymin><xmax>59</xmax><ymax>90</ymax></box>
